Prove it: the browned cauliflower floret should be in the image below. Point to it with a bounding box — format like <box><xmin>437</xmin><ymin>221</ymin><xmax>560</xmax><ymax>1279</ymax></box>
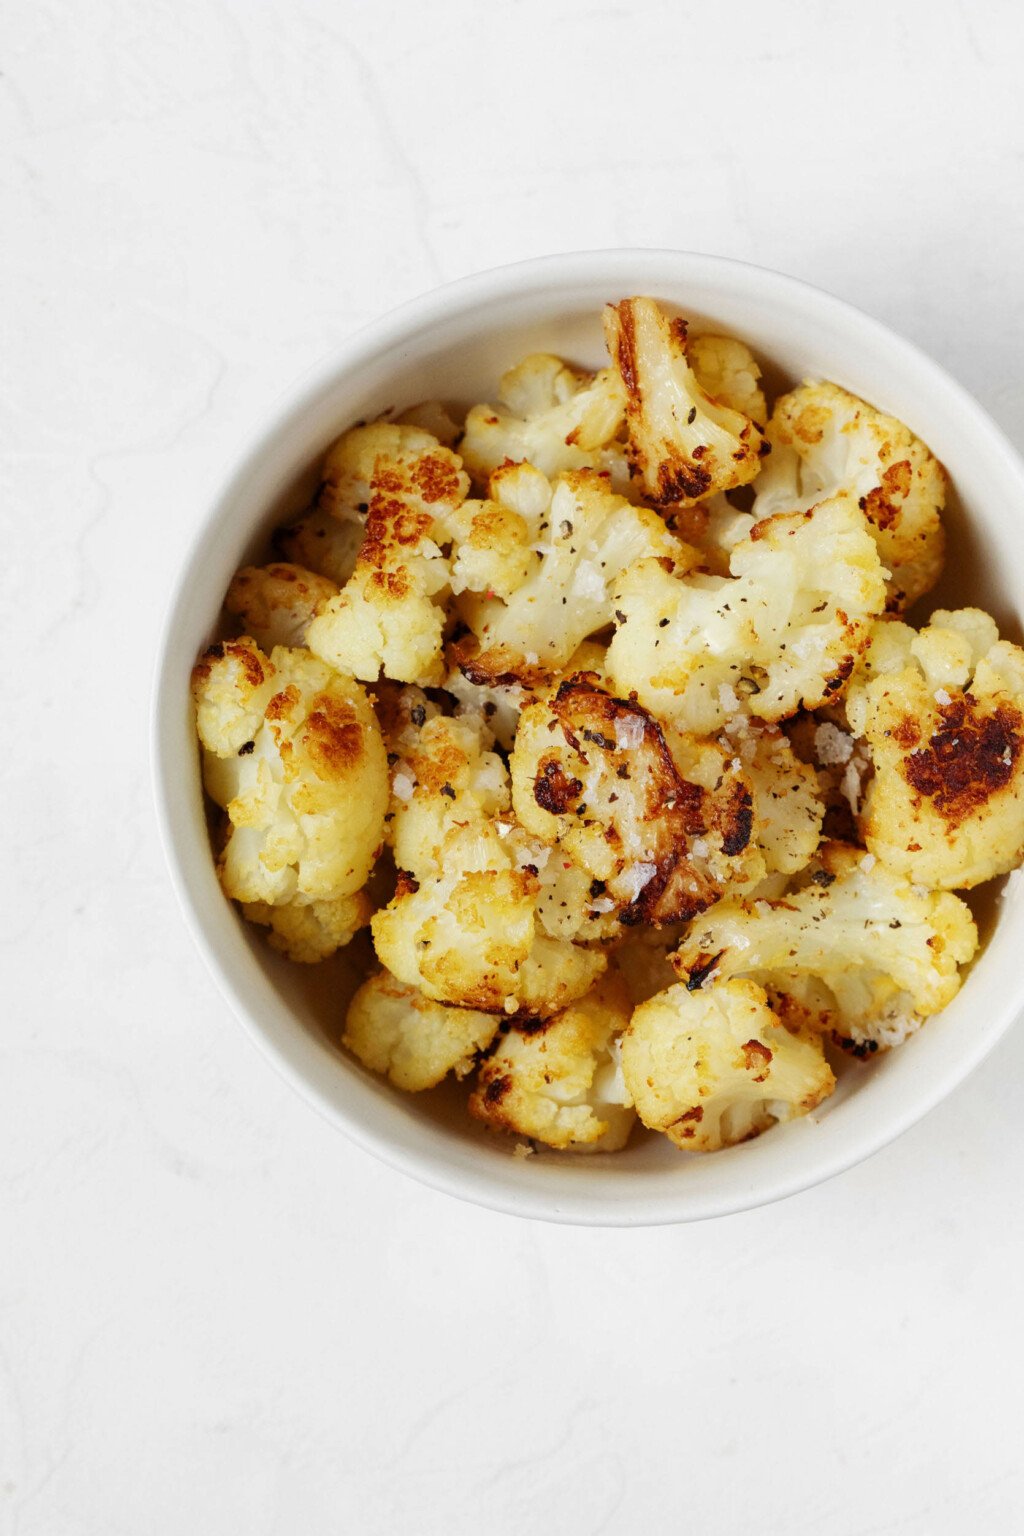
<box><xmin>371</xmin><ymin>825</ymin><xmax>606</xmax><ymax>1017</ymax></box>
<box><xmin>621</xmin><ymin>977</ymin><xmax>835</xmax><ymax>1151</ymax></box>
<box><xmin>753</xmin><ymin>381</ymin><xmax>946</xmax><ymax>612</ymax></box>
<box><xmin>457</xmin><ymin>468</ymin><xmax>692</xmax><ymax>673</ymax></box>
<box><xmin>846</xmin><ymin>609</ymin><xmax>1024</xmax><ymax>887</ymax></box>
<box><xmin>460</xmin><ymin>353</ymin><xmax>630</xmax><ymax>493</ymax></box>
<box><xmin>672</xmin><ymin>843</ymin><xmax>978</xmax><ymax>1054</ymax></box>
<box><xmin>370</xmin><ymin>708</ymin><xmax>605</xmax><ymax>1016</ymax></box>
<box><xmin>717</xmin><ymin>715</ymin><xmax>825</xmax><ymax>874</ymax></box>
<box><xmin>307</xmin><ymin>431</ymin><xmax>469</xmax><ymax>686</ymax></box>
<box><xmin>603</xmin><ymin>297</ymin><xmax>767</xmax><ymax>506</ymax></box>
<box><xmin>469</xmin><ymin>973</ymin><xmax>635</xmax><ymax>1151</ymax></box>
<box><xmin>343</xmin><ymin>969</ymin><xmax>500</xmax><ymax>1090</ymax></box>
<box><xmin>511</xmin><ymin>673</ymin><xmax>763</xmax><ymax>927</ymax></box>
<box><xmin>191</xmin><ymin>639</ymin><xmax>388</xmax><ymax>959</ymax></box>
<box><xmin>688</xmin><ymin>334</ymin><xmax>767</xmax><ymax>425</ymax></box>
<box><xmin>225</xmin><ymin>562</ymin><xmax>338</xmax><ymax>650</ymax></box>
<box><xmin>607</xmin><ymin>494</ymin><xmax>887</xmax><ymax>734</ymax></box>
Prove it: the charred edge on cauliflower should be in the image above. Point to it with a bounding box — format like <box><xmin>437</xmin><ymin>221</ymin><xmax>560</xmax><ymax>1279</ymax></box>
<box><xmin>192</xmin><ymin>640</ymin><xmax>267</xmax><ymax>690</ymax></box>
<box><xmin>894</xmin><ymin>696</ymin><xmax>1024</xmax><ymax>824</ymax></box>
<box><xmin>539</xmin><ymin>674</ymin><xmax>752</xmax><ymax>924</ymax></box>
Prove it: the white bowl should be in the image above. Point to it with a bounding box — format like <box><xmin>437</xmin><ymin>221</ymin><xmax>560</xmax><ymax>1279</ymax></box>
<box><xmin>153</xmin><ymin>250</ymin><xmax>1024</xmax><ymax>1226</ymax></box>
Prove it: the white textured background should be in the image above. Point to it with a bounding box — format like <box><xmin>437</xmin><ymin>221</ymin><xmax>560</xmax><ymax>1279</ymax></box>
<box><xmin>4</xmin><ymin>1</ymin><xmax>1024</xmax><ymax>1531</ymax></box>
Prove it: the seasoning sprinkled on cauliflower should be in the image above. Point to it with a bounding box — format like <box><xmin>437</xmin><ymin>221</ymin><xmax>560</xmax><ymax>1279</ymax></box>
<box><xmin>460</xmin><ymin>354</ymin><xmax>630</xmax><ymax>493</ymax></box>
<box><xmin>621</xmin><ymin>977</ymin><xmax>834</xmax><ymax>1151</ymax></box>
<box><xmin>672</xmin><ymin>843</ymin><xmax>978</xmax><ymax>1054</ymax></box>
<box><xmin>608</xmin><ymin>493</ymin><xmax>887</xmax><ymax>734</ymax></box>
<box><xmin>191</xmin><ymin>640</ymin><xmax>388</xmax><ymax>953</ymax></box>
<box><xmin>753</xmin><ymin>381</ymin><xmax>946</xmax><ymax>612</ymax></box>
<box><xmin>469</xmin><ymin>973</ymin><xmax>635</xmax><ymax>1151</ymax></box>
<box><xmin>458</xmin><ymin>468</ymin><xmax>692</xmax><ymax>672</ymax></box>
<box><xmin>688</xmin><ymin>334</ymin><xmax>767</xmax><ymax>426</ymax></box>
<box><xmin>306</xmin><ymin>432</ymin><xmax>469</xmax><ymax>686</ymax></box>
<box><xmin>225</xmin><ymin>562</ymin><xmax>339</xmax><ymax>650</ymax></box>
<box><xmin>511</xmin><ymin>673</ymin><xmax>762</xmax><ymax>926</ymax></box>
<box><xmin>603</xmin><ymin>297</ymin><xmax>767</xmax><ymax>506</ymax></box>
<box><xmin>847</xmin><ymin>609</ymin><xmax>1024</xmax><ymax>888</ymax></box>
<box><xmin>344</xmin><ymin>969</ymin><xmax>500</xmax><ymax>1091</ymax></box>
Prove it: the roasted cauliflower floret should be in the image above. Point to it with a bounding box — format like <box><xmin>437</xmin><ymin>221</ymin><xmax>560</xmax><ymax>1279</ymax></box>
<box><xmin>846</xmin><ymin>609</ymin><xmax>1024</xmax><ymax>888</ymax></box>
<box><xmin>608</xmin><ymin>494</ymin><xmax>887</xmax><ymax>734</ymax></box>
<box><xmin>753</xmin><ymin>381</ymin><xmax>946</xmax><ymax>612</ymax></box>
<box><xmin>511</xmin><ymin>673</ymin><xmax>762</xmax><ymax>926</ymax></box>
<box><xmin>388</xmin><ymin>714</ymin><xmax>510</xmax><ymax>879</ymax></box>
<box><xmin>688</xmin><ymin>334</ymin><xmax>767</xmax><ymax>425</ymax></box>
<box><xmin>275</xmin><ymin>502</ymin><xmax>365</xmax><ymax>587</ymax></box>
<box><xmin>458</xmin><ymin>468</ymin><xmax>692</xmax><ymax>672</ymax></box>
<box><xmin>343</xmin><ymin>969</ymin><xmax>500</xmax><ymax>1090</ymax></box>
<box><xmin>604</xmin><ymin>297</ymin><xmax>767</xmax><ymax>506</ymax></box>
<box><xmin>371</xmin><ymin>823</ymin><xmax>606</xmax><ymax>1017</ymax></box>
<box><xmin>225</xmin><ymin>562</ymin><xmax>338</xmax><ymax>650</ymax></box>
<box><xmin>673</xmin><ymin>843</ymin><xmax>978</xmax><ymax>1052</ymax></box>
<box><xmin>718</xmin><ymin>715</ymin><xmax>825</xmax><ymax>874</ymax></box>
<box><xmin>621</xmin><ymin>977</ymin><xmax>835</xmax><ymax>1151</ymax></box>
<box><xmin>306</xmin><ymin>432</ymin><xmax>469</xmax><ymax>686</ymax></box>
<box><xmin>242</xmin><ymin>890</ymin><xmax>371</xmax><ymax>962</ymax></box>
<box><xmin>460</xmin><ymin>353</ymin><xmax>630</xmax><ymax>493</ymax></box>
<box><xmin>191</xmin><ymin>640</ymin><xmax>388</xmax><ymax>951</ymax></box>
<box><xmin>469</xmin><ymin>973</ymin><xmax>635</xmax><ymax>1150</ymax></box>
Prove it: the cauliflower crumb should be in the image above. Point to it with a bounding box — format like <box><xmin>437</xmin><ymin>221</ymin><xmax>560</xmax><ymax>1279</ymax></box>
<box><xmin>815</xmin><ymin>722</ymin><xmax>855</xmax><ymax>766</ymax></box>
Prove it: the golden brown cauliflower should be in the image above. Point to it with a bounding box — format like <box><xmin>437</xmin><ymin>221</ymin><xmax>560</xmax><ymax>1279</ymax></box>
<box><xmin>607</xmin><ymin>493</ymin><xmax>887</xmax><ymax>734</ymax></box>
<box><xmin>191</xmin><ymin>639</ymin><xmax>388</xmax><ymax>959</ymax></box>
<box><xmin>371</xmin><ymin>707</ymin><xmax>606</xmax><ymax>1016</ymax></box>
<box><xmin>307</xmin><ymin>430</ymin><xmax>469</xmax><ymax>686</ymax></box>
<box><xmin>459</xmin><ymin>353</ymin><xmax>630</xmax><ymax>493</ymax></box>
<box><xmin>846</xmin><ymin>609</ymin><xmax>1024</xmax><ymax>888</ymax></box>
<box><xmin>753</xmin><ymin>381</ymin><xmax>946</xmax><ymax>612</ymax></box>
<box><xmin>672</xmin><ymin>842</ymin><xmax>978</xmax><ymax>1054</ymax></box>
<box><xmin>469</xmin><ymin>973</ymin><xmax>635</xmax><ymax>1151</ymax></box>
<box><xmin>621</xmin><ymin>977</ymin><xmax>835</xmax><ymax>1151</ymax></box>
<box><xmin>225</xmin><ymin>562</ymin><xmax>338</xmax><ymax>650</ymax></box>
<box><xmin>343</xmin><ymin>970</ymin><xmax>500</xmax><ymax>1091</ymax></box>
<box><xmin>511</xmin><ymin>672</ymin><xmax>763</xmax><ymax>927</ymax></box>
<box><xmin>603</xmin><ymin>297</ymin><xmax>767</xmax><ymax>506</ymax></box>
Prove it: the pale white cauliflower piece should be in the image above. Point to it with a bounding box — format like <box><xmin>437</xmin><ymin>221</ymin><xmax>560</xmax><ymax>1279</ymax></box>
<box><xmin>191</xmin><ymin>640</ymin><xmax>388</xmax><ymax>954</ymax></box>
<box><xmin>242</xmin><ymin>890</ymin><xmax>371</xmax><ymax>963</ymax></box>
<box><xmin>225</xmin><ymin>562</ymin><xmax>338</xmax><ymax>650</ymax></box>
<box><xmin>607</xmin><ymin>494</ymin><xmax>887</xmax><ymax>733</ymax></box>
<box><xmin>663</xmin><ymin>492</ymin><xmax>756</xmax><ymax>577</ymax></box>
<box><xmin>688</xmin><ymin>334</ymin><xmax>767</xmax><ymax>425</ymax></box>
<box><xmin>343</xmin><ymin>970</ymin><xmax>500</xmax><ymax>1090</ymax></box>
<box><xmin>511</xmin><ymin>673</ymin><xmax>763</xmax><ymax>926</ymax></box>
<box><xmin>621</xmin><ymin>977</ymin><xmax>835</xmax><ymax>1151</ymax></box>
<box><xmin>395</xmin><ymin>400</ymin><xmax>461</xmax><ymax>447</ymax></box>
<box><xmin>460</xmin><ymin>353</ymin><xmax>630</xmax><ymax>493</ymax></box>
<box><xmin>275</xmin><ymin>502</ymin><xmax>367</xmax><ymax>587</ymax></box>
<box><xmin>306</xmin><ymin>431</ymin><xmax>469</xmax><ymax>686</ymax></box>
<box><xmin>458</xmin><ymin>468</ymin><xmax>693</xmax><ymax>671</ymax></box>
<box><xmin>752</xmin><ymin>381</ymin><xmax>946</xmax><ymax>612</ymax></box>
<box><xmin>603</xmin><ymin>297</ymin><xmax>767</xmax><ymax>506</ymax></box>
<box><xmin>672</xmin><ymin>843</ymin><xmax>978</xmax><ymax>1053</ymax></box>
<box><xmin>469</xmin><ymin>973</ymin><xmax>635</xmax><ymax>1151</ymax></box>
<box><xmin>846</xmin><ymin>609</ymin><xmax>1024</xmax><ymax>888</ymax></box>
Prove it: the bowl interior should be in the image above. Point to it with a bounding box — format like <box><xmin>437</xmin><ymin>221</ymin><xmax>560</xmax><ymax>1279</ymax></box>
<box><xmin>155</xmin><ymin>253</ymin><xmax>1024</xmax><ymax>1223</ymax></box>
